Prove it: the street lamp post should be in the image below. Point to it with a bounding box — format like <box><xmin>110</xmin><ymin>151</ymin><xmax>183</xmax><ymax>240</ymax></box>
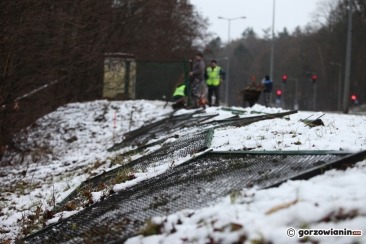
<box><xmin>343</xmin><ymin>0</ymin><xmax>353</xmax><ymax>113</ymax></box>
<box><xmin>293</xmin><ymin>78</ymin><xmax>299</xmax><ymax>110</ymax></box>
<box><xmin>218</xmin><ymin>16</ymin><xmax>246</xmax><ymax>106</ymax></box>
<box><xmin>270</xmin><ymin>0</ymin><xmax>276</xmax><ymax>84</ymax></box>
<box><xmin>330</xmin><ymin>62</ymin><xmax>342</xmax><ymax>111</ymax></box>
<box><xmin>269</xmin><ymin>0</ymin><xmax>276</xmax><ymax>106</ymax></box>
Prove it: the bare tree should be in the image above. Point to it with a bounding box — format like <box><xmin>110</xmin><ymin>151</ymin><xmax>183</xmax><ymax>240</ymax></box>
<box><xmin>1</xmin><ymin>0</ymin><xmax>209</xmax><ymax>155</ymax></box>
<box><xmin>109</xmin><ymin>0</ymin><xmax>208</xmax><ymax>60</ymax></box>
<box><xmin>0</xmin><ymin>0</ymin><xmax>112</xmax><ymax>151</ymax></box>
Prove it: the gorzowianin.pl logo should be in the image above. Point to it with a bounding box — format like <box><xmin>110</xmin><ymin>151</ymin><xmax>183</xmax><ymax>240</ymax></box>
<box><xmin>287</xmin><ymin>227</ymin><xmax>362</xmax><ymax>238</ymax></box>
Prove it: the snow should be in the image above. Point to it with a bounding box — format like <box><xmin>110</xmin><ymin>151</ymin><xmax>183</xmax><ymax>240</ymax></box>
<box><xmin>211</xmin><ymin>110</ymin><xmax>366</xmax><ymax>151</ymax></box>
<box><xmin>127</xmin><ymin>162</ymin><xmax>366</xmax><ymax>244</ymax></box>
<box><xmin>113</xmin><ymin>149</ymin><xmax>210</xmax><ymax>193</ymax></box>
<box><xmin>0</xmin><ymin>99</ymin><xmax>365</xmax><ymax>243</ymax></box>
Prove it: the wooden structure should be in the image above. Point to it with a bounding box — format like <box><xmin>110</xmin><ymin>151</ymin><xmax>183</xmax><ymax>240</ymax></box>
<box><xmin>103</xmin><ymin>53</ymin><xmax>136</xmax><ymax>100</ymax></box>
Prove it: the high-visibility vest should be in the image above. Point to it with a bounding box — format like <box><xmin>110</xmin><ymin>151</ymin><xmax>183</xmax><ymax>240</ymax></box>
<box><xmin>206</xmin><ymin>66</ymin><xmax>221</xmax><ymax>86</ymax></box>
<box><xmin>173</xmin><ymin>84</ymin><xmax>186</xmax><ymax>97</ymax></box>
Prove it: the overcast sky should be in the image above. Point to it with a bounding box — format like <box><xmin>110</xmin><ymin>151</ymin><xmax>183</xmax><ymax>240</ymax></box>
<box><xmin>190</xmin><ymin>0</ymin><xmax>323</xmax><ymax>41</ymax></box>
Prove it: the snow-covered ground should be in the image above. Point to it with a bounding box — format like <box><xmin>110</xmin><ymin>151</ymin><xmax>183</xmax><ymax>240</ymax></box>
<box><xmin>0</xmin><ymin>100</ymin><xmax>365</xmax><ymax>243</ymax></box>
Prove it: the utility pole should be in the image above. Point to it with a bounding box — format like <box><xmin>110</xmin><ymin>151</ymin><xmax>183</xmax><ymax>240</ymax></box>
<box><xmin>270</xmin><ymin>0</ymin><xmax>276</xmax><ymax>106</ymax></box>
<box><xmin>270</xmin><ymin>0</ymin><xmax>276</xmax><ymax>81</ymax></box>
<box><xmin>313</xmin><ymin>82</ymin><xmax>317</xmax><ymax>111</ymax></box>
<box><xmin>343</xmin><ymin>0</ymin><xmax>353</xmax><ymax>113</ymax></box>
<box><xmin>293</xmin><ymin>78</ymin><xmax>299</xmax><ymax>110</ymax></box>
<box><xmin>218</xmin><ymin>16</ymin><xmax>246</xmax><ymax>106</ymax></box>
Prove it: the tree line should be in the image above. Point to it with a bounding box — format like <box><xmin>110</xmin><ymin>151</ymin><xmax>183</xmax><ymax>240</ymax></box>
<box><xmin>1</xmin><ymin>0</ymin><xmax>364</xmax><ymax>154</ymax></box>
<box><xmin>0</xmin><ymin>0</ymin><xmax>206</xmax><ymax>152</ymax></box>
<box><xmin>204</xmin><ymin>0</ymin><xmax>365</xmax><ymax>111</ymax></box>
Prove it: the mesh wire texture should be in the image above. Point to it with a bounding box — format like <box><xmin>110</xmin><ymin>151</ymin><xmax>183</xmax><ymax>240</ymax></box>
<box><xmin>24</xmin><ymin>151</ymin><xmax>357</xmax><ymax>244</ymax></box>
<box><xmin>108</xmin><ymin>110</ymin><xmax>297</xmax><ymax>152</ymax></box>
<box><xmin>54</xmin><ymin>130</ymin><xmax>210</xmax><ymax>213</ymax></box>
<box><xmin>25</xmin><ymin>109</ymin><xmax>362</xmax><ymax>243</ymax></box>
<box><xmin>54</xmin><ymin>110</ymin><xmax>296</xmax><ymax>213</ymax></box>
<box><xmin>108</xmin><ymin>111</ymin><xmax>214</xmax><ymax>151</ymax></box>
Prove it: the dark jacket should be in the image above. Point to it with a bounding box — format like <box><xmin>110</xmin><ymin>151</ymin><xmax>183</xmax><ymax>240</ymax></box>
<box><xmin>262</xmin><ymin>78</ymin><xmax>273</xmax><ymax>93</ymax></box>
<box><xmin>191</xmin><ymin>59</ymin><xmax>205</xmax><ymax>81</ymax></box>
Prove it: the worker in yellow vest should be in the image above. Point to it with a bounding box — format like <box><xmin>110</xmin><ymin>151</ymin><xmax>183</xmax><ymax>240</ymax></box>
<box><xmin>172</xmin><ymin>83</ymin><xmax>187</xmax><ymax>109</ymax></box>
<box><xmin>205</xmin><ymin>60</ymin><xmax>226</xmax><ymax>106</ymax></box>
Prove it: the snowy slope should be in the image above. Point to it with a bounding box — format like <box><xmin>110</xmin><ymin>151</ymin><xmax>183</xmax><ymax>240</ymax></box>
<box><xmin>0</xmin><ymin>100</ymin><xmax>365</xmax><ymax>243</ymax></box>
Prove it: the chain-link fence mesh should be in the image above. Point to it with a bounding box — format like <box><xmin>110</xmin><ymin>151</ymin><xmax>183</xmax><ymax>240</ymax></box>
<box><xmin>24</xmin><ymin>151</ymin><xmax>355</xmax><ymax>244</ymax></box>
<box><xmin>24</xmin><ymin>109</ymin><xmax>365</xmax><ymax>243</ymax></box>
<box><xmin>54</xmin><ymin>130</ymin><xmax>211</xmax><ymax>213</ymax></box>
<box><xmin>109</xmin><ymin>110</ymin><xmax>297</xmax><ymax>152</ymax></box>
<box><xmin>135</xmin><ymin>61</ymin><xmax>186</xmax><ymax>101</ymax></box>
<box><xmin>108</xmin><ymin>111</ymin><xmax>214</xmax><ymax>151</ymax></box>
<box><xmin>57</xmin><ymin>110</ymin><xmax>296</xmax><ymax>214</ymax></box>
